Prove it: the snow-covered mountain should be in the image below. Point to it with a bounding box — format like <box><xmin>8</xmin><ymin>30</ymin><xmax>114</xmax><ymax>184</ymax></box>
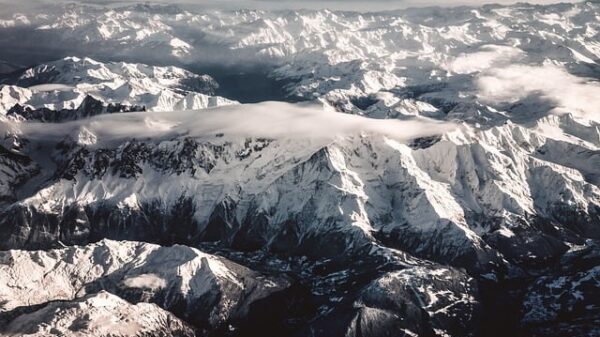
<box><xmin>0</xmin><ymin>2</ymin><xmax>599</xmax><ymax>337</ymax></box>
<box><xmin>0</xmin><ymin>239</ymin><xmax>292</xmax><ymax>334</ymax></box>
<box><xmin>2</xmin><ymin>2</ymin><xmax>600</xmax><ymax>102</ymax></box>
<box><xmin>0</xmin><ymin>57</ymin><xmax>237</xmax><ymax>120</ymax></box>
<box><xmin>2</xmin><ymin>291</ymin><xmax>196</xmax><ymax>337</ymax></box>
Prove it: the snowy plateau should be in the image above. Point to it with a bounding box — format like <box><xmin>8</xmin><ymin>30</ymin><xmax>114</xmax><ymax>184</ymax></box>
<box><xmin>0</xmin><ymin>1</ymin><xmax>599</xmax><ymax>337</ymax></box>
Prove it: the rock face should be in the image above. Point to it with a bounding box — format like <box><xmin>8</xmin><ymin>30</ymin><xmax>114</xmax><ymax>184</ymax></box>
<box><xmin>0</xmin><ymin>2</ymin><xmax>599</xmax><ymax>337</ymax></box>
<box><xmin>521</xmin><ymin>243</ymin><xmax>600</xmax><ymax>337</ymax></box>
<box><xmin>357</xmin><ymin>267</ymin><xmax>480</xmax><ymax>337</ymax></box>
<box><xmin>1</xmin><ymin>110</ymin><xmax>597</xmax><ymax>274</ymax></box>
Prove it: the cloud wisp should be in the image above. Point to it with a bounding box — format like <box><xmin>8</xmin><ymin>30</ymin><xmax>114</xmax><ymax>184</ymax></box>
<box><xmin>445</xmin><ymin>45</ymin><xmax>525</xmax><ymax>75</ymax></box>
<box><xmin>476</xmin><ymin>64</ymin><xmax>600</xmax><ymax>123</ymax></box>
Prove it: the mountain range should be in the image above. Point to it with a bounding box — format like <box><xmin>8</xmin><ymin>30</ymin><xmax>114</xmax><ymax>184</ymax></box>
<box><xmin>0</xmin><ymin>2</ymin><xmax>599</xmax><ymax>337</ymax></box>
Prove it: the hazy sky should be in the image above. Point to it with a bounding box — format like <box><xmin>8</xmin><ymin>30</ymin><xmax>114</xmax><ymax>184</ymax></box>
<box><xmin>0</xmin><ymin>0</ymin><xmax>583</xmax><ymax>12</ymax></box>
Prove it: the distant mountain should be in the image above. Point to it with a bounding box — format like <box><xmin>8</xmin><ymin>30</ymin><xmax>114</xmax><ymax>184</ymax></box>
<box><xmin>0</xmin><ymin>56</ymin><xmax>237</xmax><ymax>120</ymax></box>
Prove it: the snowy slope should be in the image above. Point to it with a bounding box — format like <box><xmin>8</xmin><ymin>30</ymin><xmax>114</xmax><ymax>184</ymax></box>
<box><xmin>2</xmin><ymin>291</ymin><xmax>195</xmax><ymax>337</ymax></box>
<box><xmin>1</xmin><ymin>102</ymin><xmax>597</xmax><ymax>273</ymax></box>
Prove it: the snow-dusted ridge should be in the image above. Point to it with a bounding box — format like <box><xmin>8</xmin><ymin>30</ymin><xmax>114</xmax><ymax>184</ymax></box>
<box><xmin>2</xmin><ymin>2</ymin><xmax>600</xmax><ymax>104</ymax></box>
<box><xmin>2</xmin><ymin>291</ymin><xmax>195</xmax><ymax>337</ymax></box>
<box><xmin>1</xmin><ymin>102</ymin><xmax>598</xmax><ymax>290</ymax></box>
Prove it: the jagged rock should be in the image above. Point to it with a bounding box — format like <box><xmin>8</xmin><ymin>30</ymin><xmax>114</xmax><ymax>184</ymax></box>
<box><xmin>0</xmin><ymin>2</ymin><xmax>599</xmax><ymax>336</ymax></box>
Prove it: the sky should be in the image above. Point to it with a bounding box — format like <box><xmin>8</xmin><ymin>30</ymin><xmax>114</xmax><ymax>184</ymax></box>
<box><xmin>0</xmin><ymin>0</ymin><xmax>583</xmax><ymax>13</ymax></box>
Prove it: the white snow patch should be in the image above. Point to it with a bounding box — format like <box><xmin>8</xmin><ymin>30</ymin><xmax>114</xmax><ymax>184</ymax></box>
<box><xmin>77</xmin><ymin>126</ymin><xmax>97</xmax><ymax>145</ymax></box>
<box><xmin>497</xmin><ymin>227</ymin><xmax>515</xmax><ymax>238</ymax></box>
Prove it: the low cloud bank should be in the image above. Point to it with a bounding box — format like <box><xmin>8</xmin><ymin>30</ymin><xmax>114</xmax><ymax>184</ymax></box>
<box><xmin>18</xmin><ymin>101</ymin><xmax>457</xmax><ymax>146</ymax></box>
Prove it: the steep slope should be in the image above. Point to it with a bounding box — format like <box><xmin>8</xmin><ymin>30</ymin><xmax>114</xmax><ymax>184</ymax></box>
<box><xmin>1</xmin><ymin>104</ymin><xmax>598</xmax><ymax>273</ymax></box>
<box><xmin>0</xmin><ymin>100</ymin><xmax>597</xmax><ymax>335</ymax></box>
<box><xmin>303</xmin><ymin>265</ymin><xmax>481</xmax><ymax>337</ymax></box>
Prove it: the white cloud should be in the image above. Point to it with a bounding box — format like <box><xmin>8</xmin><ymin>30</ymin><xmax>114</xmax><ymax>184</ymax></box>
<box><xmin>445</xmin><ymin>45</ymin><xmax>524</xmax><ymax>75</ymax></box>
<box><xmin>123</xmin><ymin>273</ymin><xmax>167</xmax><ymax>290</ymax></box>
<box><xmin>476</xmin><ymin>64</ymin><xmax>600</xmax><ymax>123</ymax></box>
<box><xmin>18</xmin><ymin>101</ymin><xmax>456</xmax><ymax>145</ymax></box>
